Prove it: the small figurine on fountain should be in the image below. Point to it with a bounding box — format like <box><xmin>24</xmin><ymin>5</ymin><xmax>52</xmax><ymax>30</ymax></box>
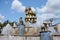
<box><xmin>18</xmin><ymin>17</ymin><xmax>25</xmax><ymax>35</ymax></box>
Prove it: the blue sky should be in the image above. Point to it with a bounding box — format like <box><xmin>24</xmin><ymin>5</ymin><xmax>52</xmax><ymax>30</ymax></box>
<box><xmin>0</xmin><ymin>0</ymin><xmax>60</xmax><ymax>25</ymax></box>
<box><xmin>0</xmin><ymin>0</ymin><xmax>47</xmax><ymax>22</ymax></box>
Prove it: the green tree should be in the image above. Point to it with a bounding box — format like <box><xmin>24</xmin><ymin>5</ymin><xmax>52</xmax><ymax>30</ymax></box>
<box><xmin>3</xmin><ymin>20</ymin><xmax>10</xmax><ymax>26</ymax></box>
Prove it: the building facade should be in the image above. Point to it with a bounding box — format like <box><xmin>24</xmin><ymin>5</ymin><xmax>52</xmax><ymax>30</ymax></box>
<box><xmin>25</xmin><ymin>7</ymin><xmax>37</xmax><ymax>23</ymax></box>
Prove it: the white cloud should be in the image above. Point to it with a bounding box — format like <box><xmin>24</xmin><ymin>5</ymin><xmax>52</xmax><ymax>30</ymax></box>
<box><xmin>36</xmin><ymin>0</ymin><xmax>60</xmax><ymax>25</ymax></box>
<box><xmin>37</xmin><ymin>0</ymin><xmax>60</xmax><ymax>14</ymax></box>
<box><xmin>0</xmin><ymin>14</ymin><xmax>4</xmax><ymax>20</ymax></box>
<box><xmin>31</xmin><ymin>7</ymin><xmax>36</xmax><ymax>12</ymax></box>
<box><xmin>37</xmin><ymin>14</ymin><xmax>54</xmax><ymax>24</ymax></box>
<box><xmin>11</xmin><ymin>0</ymin><xmax>36</xmax><ymax>12</ymax></box>
<box><xmin>11</xmin><ymin>0</ymin><xmax>25</xmax><ymax>12</ymax></box>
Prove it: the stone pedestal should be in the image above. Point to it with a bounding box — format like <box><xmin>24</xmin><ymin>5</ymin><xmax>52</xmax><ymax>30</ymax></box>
<box><xmin>40</xmin><ymin>31</ymin><xmax>51</xmax><ymax>40</ymax></box>
<box><xmin>52</xmin><ymin>33</ymin><xmax>60</xmax><ymax>40</ymax></box>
